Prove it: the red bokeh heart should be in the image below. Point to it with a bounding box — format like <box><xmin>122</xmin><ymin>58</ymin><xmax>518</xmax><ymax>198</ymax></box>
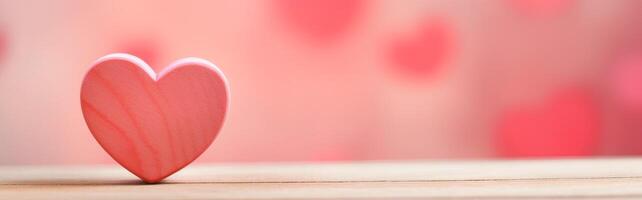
<box><xmin>507</xmin><ymin>0</ymin><xmax>575</xmax><ymax>17</ymax></box>
<box><xmin>0</xmin><ymin>29</ymin><xmax>5</xmax><ymax>63</ymax></box>
<box><xmin>387</xmin><ymin>18</ymin><xmax>454</xmax><ymax>81</ymax></box>
<box><xmin>611</xmin><ymin>51</ymin><xmax>642</xmax><ymax>112</ymax></box>
<box><xmin>497</xmin><ymin>88</ymin><xmax>599</xmax><ymax>157</ymax></box>
<box><xmin>274</xmin><ymin>0</ymin><xmax>366</xmax><ymax>43</ymax></box>
<box><xmin>81</xmin><ymin>54</ymin><xmax>229</xmax><ymax>183</ymax></box>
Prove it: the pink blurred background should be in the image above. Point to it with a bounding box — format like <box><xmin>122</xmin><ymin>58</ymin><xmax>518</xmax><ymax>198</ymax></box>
<box><xmin>0</xmin><ymin>0</ymin><xmax>641</xmax><ymax>165</ymax></box>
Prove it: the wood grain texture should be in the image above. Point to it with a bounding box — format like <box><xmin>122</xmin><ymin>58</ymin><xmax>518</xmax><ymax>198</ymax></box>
<box><xmin>2</xmin><ymin>158</ymin><xmax>642</xmax><ymax>199</ymax></box>
<box><xmin>80</xmin><ymin>54</ymin><xmax>229</xmax><ymax>183</ymax></box>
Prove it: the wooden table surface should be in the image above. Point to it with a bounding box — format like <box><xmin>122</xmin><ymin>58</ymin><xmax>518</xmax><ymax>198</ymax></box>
<box><xmin>2</xmin><ymin>158</ymin><xmax>642</xmax><ymax>199</ymax></box>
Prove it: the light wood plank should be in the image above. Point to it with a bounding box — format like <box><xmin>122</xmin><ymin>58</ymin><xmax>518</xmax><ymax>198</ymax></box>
<box><xmin>2</xmin><ymin>158</ymin><xmax>642</xmax><ymax>199</ymax></box>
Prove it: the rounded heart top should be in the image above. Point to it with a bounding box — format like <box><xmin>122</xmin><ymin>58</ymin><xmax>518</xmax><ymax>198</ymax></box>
<box><xmin>81</xmin><ymin>53</ymin><xmax>229</xmax><ymax>183</ymax></box>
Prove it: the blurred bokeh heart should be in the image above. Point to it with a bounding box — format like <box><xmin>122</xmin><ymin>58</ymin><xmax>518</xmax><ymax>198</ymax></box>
<box><xmin>387</xmin><ymin>18</ymin><xmax>454</xmax><ymax>81</ymax></box>
<box><xmin>0</xmin><ymin>29</ymin><xmax>5</xmax><ymax>64</ymax></box>
<box><xmin>507</xmin><ymin>0</ymin><xmax>575</xmax><ymax>17</ymax></box>
<box><xmin>611</xmin><ymin>51</ymin><xmax>642</xmax><ymax>112</ymax></box>
<box><xmin>497</xmin><ymin>88</ymin><xmax>600</xmax><ymax>157</ymax></box>
<box><xmin>273</xmin><ymin>0</ymin><xmax>366</xmax><ymax>43</ymax></box>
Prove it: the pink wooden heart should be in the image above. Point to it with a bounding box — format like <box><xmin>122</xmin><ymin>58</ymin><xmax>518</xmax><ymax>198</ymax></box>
<box><xmin>80</xmin><ymin>53</ymin><xmax>229</xmax><ymax>183</ymax></box>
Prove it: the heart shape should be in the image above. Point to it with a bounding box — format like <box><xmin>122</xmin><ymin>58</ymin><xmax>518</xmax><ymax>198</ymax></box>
<box><xmin>497</xmin><ymin>88</ymin><xmax>599</xmax><ymax>157</ymax></box>
<box><xmin>388</xmin><ymin>18</ymin><xmax>454</xmax><ymax>81</ymax></box>
<box><xmin>611</xmin><ymin>51</ymin><xmax>642</xmax><ymax>112</ymax></box>
<box><xmin>274</xmin><ymin>0</ymin><xmax>365</xmax><ymax>42</ymax></box>
<box><xmin>80</xmin><ymin>53</ymin><xmax>229</xmax><ymax>183</ymax></box>
<box><xmin>507</xmin><ymin>0</ymin><xmax>575</xmax><ymax>17</ymax></box>
<box><xmin>0</xmin><ymin>29</ymin><xmax>5</xmax><ymax>63</ymax></box>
